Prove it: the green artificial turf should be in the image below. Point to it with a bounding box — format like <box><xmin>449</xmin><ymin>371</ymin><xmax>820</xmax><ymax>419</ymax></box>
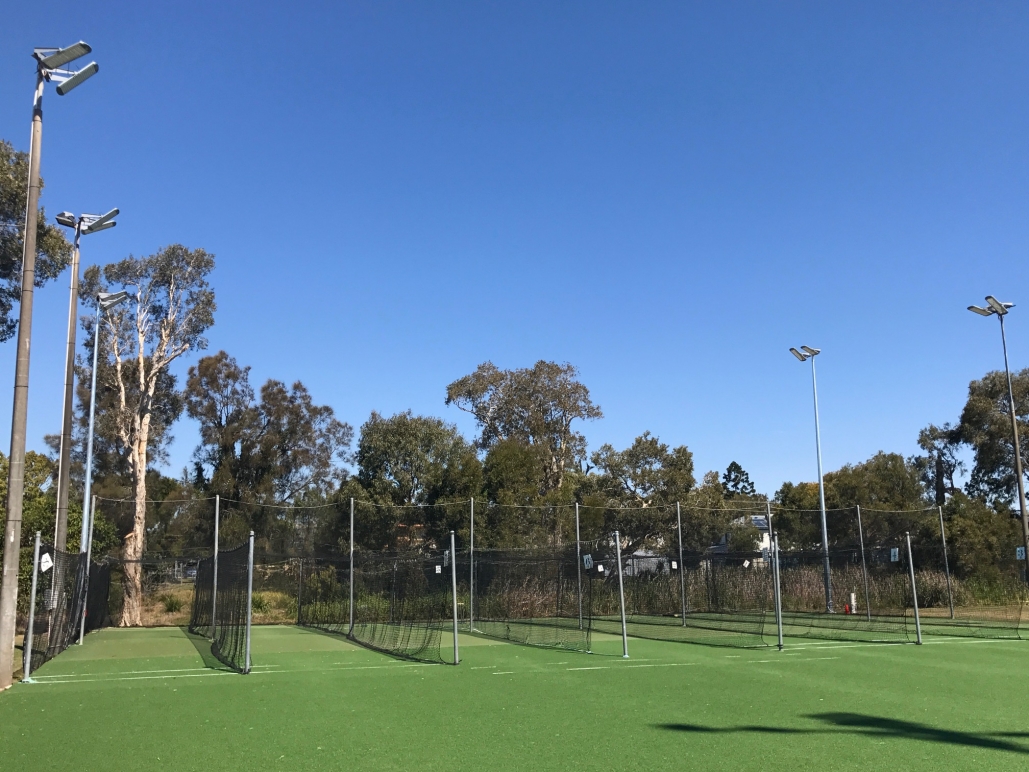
<box><xmin>2</xmin><ymin>626</ymin><xmax>1027</xmax><ymax>771</ymax></box>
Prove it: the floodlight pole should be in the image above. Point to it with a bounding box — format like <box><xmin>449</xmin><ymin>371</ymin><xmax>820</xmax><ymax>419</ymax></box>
<box><xmin>0</xmin><ymin>69</ymin><xmax>46</xmax><ymax>692</ymax></box>
<box><xmin>996</xmin><ymin>313</ymin><xmax>1029</xmax><ymax>580</ymax></box>
<box><xmin>79</xmin><ymin>298</ymin><xmax>110</xmax><ymax>553</ymax></box>
<box><xmin>52</xmin><ymin>222</ymin><xmax>82</xmax><ymax>551</ymax></box>
<box><xmin>54</xmin><ymin>211</ymin><xmax>116</xmax><ymax>551</ymax></box>
<box><xmin>808</xmin><ymin>353</ymin><xmax>833</xmax><ymax>612</ymax></box>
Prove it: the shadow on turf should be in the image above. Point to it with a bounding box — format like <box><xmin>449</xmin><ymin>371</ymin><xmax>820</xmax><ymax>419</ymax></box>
<box><xmin>178</xmin><ymin>627</ymin><xmax>233</xmax><ymax>671</ymax></box>
<box><xmin>657</xmin><ymin>713</ymin><xmax>1029</xmax><ymax>755</ymax></box>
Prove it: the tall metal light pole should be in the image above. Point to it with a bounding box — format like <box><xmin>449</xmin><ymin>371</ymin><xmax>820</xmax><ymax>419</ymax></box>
<box><xmin>80</xmin><ymin>291</ymin><xmax>129</xmax><ymax>554</ymax></box>
<box><xmin>968</xmin><ymin>297</ymin><xmax>1029</xmax><ymax>580</ymax></box>
<box><xmin>0</xmin><ymin>41</ymin><xmax>99</xmax><ymax>691</ymax></box>
<box><xmin>52</xmin><ymin>209</ymin><xmax>118</xmax><ymax>551</ymax></box>
<box><xmin>790</xmin><ymin>345</ymin><xmax>833</xmax><ymax>612</ymax></box>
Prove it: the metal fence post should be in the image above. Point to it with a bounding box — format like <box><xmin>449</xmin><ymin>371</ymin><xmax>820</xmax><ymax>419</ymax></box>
<box><xmin>296</xmin><ymin>557</ymin><xmax>303</xmax><ymax>626</ymax></box>
<box><xmin>576</xmin><ymin>503</ymin><xmax>583</xmax><ymax>630</ymax></box>
<box><xmin>348</xmin><ymin>498</ymin><xmax>355</xmax><ymax>636</ymax></box>
<box><xmin>451</xmin><ymin>531</ymin><xmax>460</xmax><ymax>665</ymax></box>
<box><xmin>212</xmin><ymin>495</ymin><xmax>219</xmax><ymax>639</ymax></box>
<box><xmin>677</xmin><ymin>502</ymin><xmax>687</xmax><ymax>624</ymax></box>
<box><xmin>906</xmin><ymin>532</ymin><xmax>922</xmax><ymax>645</ymax></box>
<box><xmin>469</xmin><ymin>498</ymin><xmax>474</xmax><ymax>632</ymax></box>
<box><xmin>938</xmin><ymin>505</ymin><xmax>954</xmax><ymax>619</ymax></box>
<box><xmin>22</xmin><ymin>533</ymin><xmax>42</xmax><ymax>681</ymax></box>
<box><xmin>856</xmin><ymin>505</ymin><xmax>871</xmax><ymax>622</ymax></box>
<box><xmin>244</xmin><ymin>531</ymin><xmax>254</xmax><ymax>673</ymax></box>
<box><xmin>614</xmin><ymin>530</ymin><xmax>629</xmax><ymax>659</ymax></box>
<box><xmin>773</xmin><ymin>533</ymin><xmax>784</xmax><ymax>651</ymax></box>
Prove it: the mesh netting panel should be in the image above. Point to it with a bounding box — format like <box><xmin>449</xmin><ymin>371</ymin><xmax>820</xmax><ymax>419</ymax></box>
<box><xmin>25</xmin><ymin>545</ymin><xmax>87</xmax><ymax>674</ymax></box>
<box><xmin>777</xmin><ymin>533</ymin><xmax>915</xmax><ymax>643</ymax></box>
<box><xmin>469</xmin><ymin>541</ymin><xmax>601</xmax><ymax>652</ymax></box>
<box><xmin>84</xmin><ymin>562</ymin><xmax>112</xmax><ymax>634</ymax></box>
<box><xmin>615</xmin><ymin>551</ymin><xmax>772</xmax><ymax>648</ymax></box>
<box><xmin>299</xmin><ymin>550</ymin><xmax>453</xmax><ymax>664</ymax></box>
<box><xmin>251</xmin><ymin>559</ymin><xmax>302</xmax><ymax>625</ymax></box>
<box><xmin>189</xmin><ymin>542</ymin><xmax>251</xmax><ymax>672</ymax></box>
<box><xmin>909</xmin><ymin>539</ymin><xmax>1026</xmax><ymax>640</ymax></box>
<box><xmin>189</xmin><ymin>556</ymin><xmax>213</xmax><ymax>636</ymax></box>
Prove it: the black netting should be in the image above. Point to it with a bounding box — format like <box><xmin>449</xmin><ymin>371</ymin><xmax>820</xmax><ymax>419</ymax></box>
<box><xmin>84</xmin><ymin>561</ymin><xmax>112</xmax><ymax>633</ymax></box>
<box><xmin>467</xmin><ymin>540</ymin><xmax>608</xmax><ymax>652</ymax></box>
<box><xmin>188</xmin><ymin>541</ymin><xmax>252</xmax><ymax>673</ymax></box>
<box><xmin>908</xmin><ymin>531</ymin><xmax>1025</xmax><ymax>640</ymax></box>
<box><xmin>603</xmin><ymin>550</ymin><xmax>773</xmax><ymax>648</ymax></box>
<box><xmin>777</xmin><ymin>538</ymin><xmax>915</xmax><ymax>643</ymax></box>
<box><xmin>298</xmin><ymin>549</ymin><xmax>456</xmax><ymax>664</ymax></box>
<box><xmin>23</xmin><ymin>544</ymin><xmax>86</xmax><ymax>675</ymax></box>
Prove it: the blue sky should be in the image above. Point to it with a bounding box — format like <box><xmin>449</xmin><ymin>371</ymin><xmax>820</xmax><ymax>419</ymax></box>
<box><xmin>1</xmin><ymin>2</ymin><xmax>1028</xmax><ymax>496</ymax></box>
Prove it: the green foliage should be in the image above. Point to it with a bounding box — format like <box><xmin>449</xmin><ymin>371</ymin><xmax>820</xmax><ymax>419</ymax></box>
<box><xmin>157</xmin><ymin>593</ymin><xmax>184</xmax><ymax>613</ymax></box>
<box><xmin>722</xmin><ymin>461</ymin><xmax>756</xmax><ymax>498</ymax></box>
<box><xmin>446</xmin><ymin>361</ymin><xmax>601</xmax><ymax>493</ymax></box>
<box><xmin>956</xmin><ymin>368</ymin><xmax>1029</xmax><ymax>507</ymax></box>
<box><xmin>942</xmin><ymin>492</ymin><xmax>1024</xmax><ymax>581</ymax></box>
<box><xmin>0</xmin><ymin>138</ymin><xmax>72</xmax><ymax>341</ymax></box>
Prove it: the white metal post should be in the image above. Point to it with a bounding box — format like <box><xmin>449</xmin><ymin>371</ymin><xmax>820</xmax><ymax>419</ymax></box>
<box><xmin>773</xmin><ymin>533</ymin><xmax>784</xmax><ymax>651</ymax></box>
<box><xmin>938</xmin><ymin>506</ymin><xmax>954</xmax><ymax>619</ymax></box>
<box><xmin>348</xmin><ymin>498</ymin><xmax>355</xmax><ymax>636</ymax></box>
<box><xmin>469</xmin><ymin>498</ymin><xmax>474</xmax><ymax>632</ymax></box>
<box><xmin>855</xmin><ymin>506</ymin><xmax>871</xmax><ymax>622</ymax></box>
<box><xmin>575</xmin><ymin>503</ymin><xmax>583</xmax><ymax>629</ymax></box>
<box><xmin>22</xmin><ymin>533</ymin><xmax>42</xmax><ymax>681</ymax></box>
<box><xmin>450</xmin><ymin>531</ymin><xmax>460</xmax><ymax>665</ymax></box>
<box><xmin>906</xmin><ymin>532</ymin><xmax>922</xmax><ymax>645</ymax></box>
<box><xmin>244</xmin><ymin>531</ymin><xmax>254</xmax><ymax>673</ymax></box>
<box><xmin>212</xmin><ymin>495</ymin><xmax>219</xmax><ymax>639</ymax></box>
<box><xmin>614</xmin><ymin>530</ymin><xmax>629</xmax><ymax>659</ymax></box>
<box><xmin>677</xmin><ymin>502</ymin><xmax>687</xmax><ymax>624</ymax></box>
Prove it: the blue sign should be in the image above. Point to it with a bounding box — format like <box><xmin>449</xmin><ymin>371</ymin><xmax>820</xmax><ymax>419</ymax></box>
<box><xmin>582</xmin><ymin>554</ymin><xmax>594</xmax><ymax>570</ymax></box>
<box><xmin>1018</xmin><ymin>547</ymin><xmax>1026</xmax><ymax>561</ymax></box>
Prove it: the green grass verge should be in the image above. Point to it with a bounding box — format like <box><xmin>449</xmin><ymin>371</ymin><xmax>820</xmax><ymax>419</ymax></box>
<box><xmin>2</xmin><ymin>626</ymin><xmax>1028</xmax><ymax>771</ymax></box>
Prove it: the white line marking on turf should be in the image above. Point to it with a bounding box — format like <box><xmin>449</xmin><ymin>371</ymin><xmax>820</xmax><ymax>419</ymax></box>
<box><xmin>29</xmin><ymin>671</ymin><xmax>238</xmax><ymax>685</ymax></box>
<box><xmin>624</xmin><ymin>663</ymin><xmax>697</xmax><ymax>669</ymax></box>
<box><xmin>567</xmin><ymin>666</ymin><xmax>609</xmax><ymax>671</ymax></box>
<box><xmin>493</xmin><ymin>671</ymin><xmax>515</xmax><ymax>675</ymax></box>
<box><xmin>470</xmin><ymin>666</ymin><xmax>496</xmax><ymax>670</ymax></box>
<box><xmin>32</xmin><ymin>665</ymin><xmax>280</xmax><ymax>680</ymax></box>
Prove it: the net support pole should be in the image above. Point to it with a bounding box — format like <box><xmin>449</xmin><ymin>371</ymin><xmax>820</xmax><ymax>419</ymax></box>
<box><xmin>296</xmin><ymin>557</ymin><xmax>303</xmax><ymax>626</ymax></box>
<box><xmin>450</xmin><ymin>530</ymin><xmax>460</xmax><ymax>665</ymax></box>
<box><xmin>78</xmin><ymin>495</ymin><xmax>97</xmax><ymax>644</ymax></box>
<box><xmin>856</xmin><ymin>505</ymin><xmax>871</xmax><ymax>622</ymax></box>
<box><xmin>773</xmin><ymin>533</ymin><xmax>784</xmax><ymax>651</ymax></box>
<box><xmin>575</xmin><ymin>503</ymin><xmax>583</xmax><ymax>630</ymax></box>
<box><xmin>469</xmin><ymin>498</ymin><xmax>474</xmax><ymax>632</ymax></box>
<box><xmin>677</xmin><ymin>502</ymin><xmax>687</xmax><ymax>624</ymax></box>
<box><xmin>906</xmin><ymin>531</ymin><xmax>922</xmax><ymax>645</ymax></box>
<box><xmin>614</xmin><ymin>530</ymin><xmax>629</xmax><ymax>659</ymax></box>
<box><xmin>212</xmin><ymin>495</ymin><xmax>219</xmax><ymax>640</ymax></box>
<box><xmin>938</xmin><ymin>505</ymin><xmax>954</xmax><ymax>619</ymax></box>
<box><xmin>244</xmin><ymin>530</ymin><xmax>254</xmax><ymax>673</ymax></box>
<box><xmin>348</xmin><ymin>497</ymin><xmax>355</xmax><ymax>636</ymax></box>
<box><xmin>22</xmin><ymin>532</ymin><xmax>41</xmax><ymax>682</ymax></box>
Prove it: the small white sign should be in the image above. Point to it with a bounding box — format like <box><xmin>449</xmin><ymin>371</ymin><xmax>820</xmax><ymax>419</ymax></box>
<box><xmin>39</xmin><ymin>553</ymin><xmax>53</xmax><ymax>573</ymax></box>
<box><xmin>743</xmin><ymin>559</ymin><xmax>751</xmax><ymax>568</ymax></box>
<box><xmin>598</xmin><ymin>565</ymin><xmax>605</xmax><ymax>573</ymax></box>
<box><xmin>890</xmin><ymin>548</ymin><xmax>900</xmax><ymax>563</ymax></box>
<box><xmin>671</xmin><ymin>561</ymin><xmax>678</xmax><ymax>570</ymax></box>
<box><xmin>1017</xmin><ymin>547</ymin><xmax>1026</xmax><ymax>561</ymax></box>
<box><xmin>435</xmin><ymin>565</ymin><xmax>442</xmax><ymax>574</ymax></box>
